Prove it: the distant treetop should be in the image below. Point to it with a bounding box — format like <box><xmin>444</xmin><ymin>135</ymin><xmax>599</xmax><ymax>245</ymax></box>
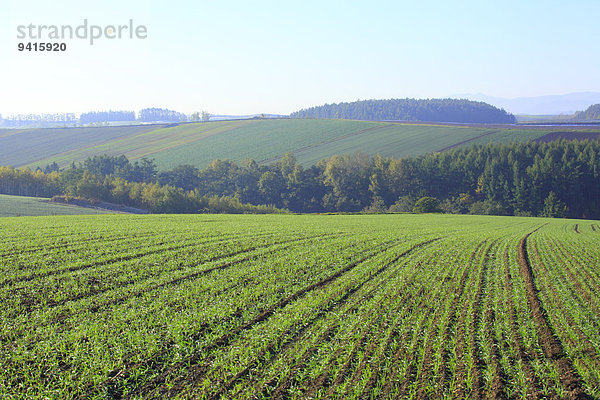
<box><xmin>290</xmin><ymin>98</ymin><xmax>517</xmax><ymax>124</ymax></box>
<box><xmin>80</xmin><ymin>110</ymin><xmax>136</xmax><ymax>124</ymax></box>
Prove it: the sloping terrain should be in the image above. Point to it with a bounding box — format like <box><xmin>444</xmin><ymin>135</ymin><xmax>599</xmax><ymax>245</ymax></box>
<box><xmin>0</xmin><ymin>214</ymin><xmax>598</xmax><ymax>398</ymax></box>
<box><xmin>1</xmin><ymin>119</ymin><xmax>596</xmax><ymax>170</ymax></box>
<box><xmin>0</xmin><ymin>194</ymin><xmax>113</xmax><ymax>217</ymax></box>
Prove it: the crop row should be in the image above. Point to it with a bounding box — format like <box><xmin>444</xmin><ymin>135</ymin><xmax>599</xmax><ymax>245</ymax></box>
<box><xmin>0</xmin><ymin>214</ymin><xmax>598</xmax><ymax>399</ymax></box>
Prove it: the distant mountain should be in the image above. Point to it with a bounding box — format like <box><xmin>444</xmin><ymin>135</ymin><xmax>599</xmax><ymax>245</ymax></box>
<box><xmin>291</xmin><ymin>98</ymin><xmax>516</xmax><ymax>124</ymax></box>
<box><xmin>1</xmin><ymin>119</ymin><xmax>552</xmax><ymax>171</ymax></box>
<box><xmin>453</xmin><ymin>92</ymin><xmax>600</xmax><ymax>115</ymax></box>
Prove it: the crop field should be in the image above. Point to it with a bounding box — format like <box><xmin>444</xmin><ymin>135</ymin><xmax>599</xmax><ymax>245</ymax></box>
<box><xmin>0</xmin><ymin>119</ymin><xmax>572</xmax><ymax>170</ymax></box>
<box><xmin>1</xmin><ymin>214</ymin><xmax>599</xmax><ymax>399</ymax></box>
<box><xmin>0</xmin><ymin>125</ymin><xmax>162</xmax><ymax>168</ymax></box>
<box><xmin>0</xmin><ymin>194</ymin><xmax>112</xmax><ymax>217</ymax></box>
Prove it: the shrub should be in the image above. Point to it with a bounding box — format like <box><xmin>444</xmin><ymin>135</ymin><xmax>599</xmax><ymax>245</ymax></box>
<box><xmin>413</xmin><ymin>196</ymin><xmax>442</xmax><ymax>213</ymax></box>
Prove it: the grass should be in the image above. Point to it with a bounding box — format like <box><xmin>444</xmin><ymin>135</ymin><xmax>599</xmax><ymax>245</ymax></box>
<box><xmin>0</xmin><ymin>194</ymin><xmax>113</xmax><ymax>217</ymax></box>
<box><xmin>0</xmin><ymin>119</ymin><xmax>578</xmax><ymax>170</ymax></box>
<box><xmin>0</xmin><ymin>213</ymin><xmax>598</xmax><ymax>398</ymax></box>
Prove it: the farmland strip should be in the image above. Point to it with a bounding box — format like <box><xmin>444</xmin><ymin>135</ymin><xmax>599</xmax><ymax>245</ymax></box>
<box><xmin>529</xmin><ymin>238</ymin><xmax>600</xmax><ymax>378</ymax></box>
<box><xmin>298</xmin><ymin>253</ymin><xmax>439</xmax><ymax>399</ymax></box>
<box><xmin>157</xmin><ymin>238</ymin><xmax>441</xmax><ymax>399</ymax></box>
<box><xmin>87</xmin><ymin>237</ymin><xmax>411</xmax><ymax>398</ymax></box>
<box><xmin>384</xmin><ymin>241</ymin><xmax>485</xmax><ymax>398</ymax></box>
<box><xmin>61</xmin><ymin>233</ymin><xmax>335</xmax><ymax>312</ymax></box>
<box><xmin>502</xmin><ymin>244</ymin><xmax>546</xmax><ymax>398</ymax></box>
<box><xmin>550</xmin><ymin>238</ymin><xmax>600</xmax><ymax>294</ymax></box>
<box><xmin>434</xmin><ymin>241</ymin><xmax>491</xmax><ymax>398</ymax></box>
<box><xmin>298</xmin><ymin>245</ymin><xmax>442</xmax><ymax>397</ymax></box>
<box><xmin>259</xmin><ymin>260</ymin><xmax>425</xmax><ymax>398</ymax></box>
<box><xmin>448</xmin><ymin>240</ymin><xmax>489</xmax><ymax>399</ymax></box>
<box><xmin>0</xmin><ymin>231</ymin><xmax>160</xmax><ymax>259</ymax></box>
<box><xmin>0</xmin><ymin>231</ymin><xmax>278</xmax><ymax>287</ymax></box>
<box><xmin>295</xmin><ymin>273</ymin><xmax>420</xmax><ymax>399</ymax></box>
<box><xmin>5</xmin><ymin>215</ymin><xmax>600</xmax><ymax>398</ymax></box>
<box><xmin>436</xmin><ymin>129</ymin><xmax>499</xmax><ymax>152</ymax></box>
<box><xmin>6</xmin><ymin>234</ymin><xmax>339</xmax><ymax>343</ymax></box>
<box><xmin>207</xmin><ymin>240</ymin><xmax>438</xmax><ymax>400</ymax></box>
<box><xmin>517</xmin><ymin>229</ymin><xmax>590</xmax><ymax>399</ymax></box>
<box><xmin>87</xmin><ymin>234</ymin><xmax>331</xmax><ymax>314</ymax></box>
<box><xmin>468</xmin><ymin>239</ymin><xmax>501</xmax><ymax>399</ymax></box>
<box><xmin>317</xmin><ymin>245</ymin><xmax>440</xmax><ymax>398</ymax></box>
<box><xmin>259</xmin><ymin>123</ymin><xmax>395</xmax><ymax>164</ymax></box>
<box><xmin>546</xmin><ymin>239</ymin><xmax>600</xmax><ymax>316</ymax></box>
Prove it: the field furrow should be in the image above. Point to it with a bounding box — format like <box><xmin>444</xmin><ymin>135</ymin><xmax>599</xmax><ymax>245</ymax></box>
<box><xmin>1</xmin><ymin>214</ymin><xmax>598</xmax><ymax>399</ymax></box>
<box><xmin>517</xmin><ymin>229</ymin><xmax>590</xmax><ymax>399</ymax></box>
<box><xmin>138</xmin><ymin>238</ymin><xmax>425</xmax><ymax>399</ymax></box>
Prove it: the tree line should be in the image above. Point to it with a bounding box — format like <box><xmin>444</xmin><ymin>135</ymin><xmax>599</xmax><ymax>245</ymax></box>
<box><xmin>80</xmin><ymin>111</ymin><xmax>136</xmax><ymax>124</ymax></box>
<box><xmin>290</xmin><ymin>98</ymin><xmax>517</xmax><ymax>124</ymax></box>
<box><xmin>573</xmin><ymin>104</ymin><xmax>600</xmax><ymax>121</ymax></box>
<box><xmin>1</xmin><ymin>113</ymin><xmax>78</xmax><ymax>127</ymax></box>
<box><xmin>0</xmin><ymin>108</ymin><xmax>212</xmax><ymax>128</ymax></box>
<box><xmin>78</xmin><ymin>108</ymin><xmax>190</xmax><ymax>124</ymax></box>
<box><xmin>1</xmin><ymin>139</ymin><xmax>599</xmax><ymax>218</ymax></box>
<box><xmin>0</xmin><ymin>164</ymin><xmax>282</xmax><ymax>214</ymax></box>
<box><xmin>153</xmin><ymin>141</ymin><xmax>598</xmax><ymax>218</ymax></box>
<box><xmin>137</xmin><ymin>108</ymin><xmax>189</xmax><ymax>123</ymax></box>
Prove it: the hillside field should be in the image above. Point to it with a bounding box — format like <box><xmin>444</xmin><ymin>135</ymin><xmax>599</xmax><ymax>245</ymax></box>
<box><xmin>1</xmin><ymin>213</ymin><xmax>599</xmax><ymax>398</ymax></box>
<box><xmin>3</xmin><ymin>119</ymin><xmax>598</xmax><ymax>170</ymax></box>
<box><xmin>0</xmin><ymin>194</ymin><xmax>113</xmax><ymax>217</ymax></box>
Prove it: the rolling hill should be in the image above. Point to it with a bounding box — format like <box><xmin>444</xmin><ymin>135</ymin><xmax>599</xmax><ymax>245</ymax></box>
<box><xmin>290</xmin><ymin>98</ymin><xmax>517</xmax><ymax>123</ymax></box>
<box><xmin>0</xmin><ymin>194</ymin><xmax>113</xmax><ymax>217</ymax></box>
<box><xmin>1</xmin><ymin>119</ymin><xmax>597</xmax><ymax>170</ymax></box>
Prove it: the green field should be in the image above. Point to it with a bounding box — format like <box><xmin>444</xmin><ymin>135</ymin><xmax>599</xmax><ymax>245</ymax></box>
<box><xmin>0</xmin><ymin>194</ymin><xmax>112</xmax><ymax>217</ymax></box>
<box><xmin>0</xmin><ymin>119</ymin><xmax>564</xmax><ymax>170</ymax></box>
<box><xmin>1</xmin><ymin>213</ymin><xmax>598</xmax><ymax>398</ymax></box>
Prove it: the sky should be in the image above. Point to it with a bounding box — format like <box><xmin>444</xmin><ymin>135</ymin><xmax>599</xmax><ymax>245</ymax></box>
<box><xmin>1</xmin><ymin>0</ymin><xmax>600</xmax><ymax>116</ymax></box>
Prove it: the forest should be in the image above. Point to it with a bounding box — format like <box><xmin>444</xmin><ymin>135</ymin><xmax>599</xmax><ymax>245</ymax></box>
<box><xmin>1</xmin><ymin>140</ymin><xmax>599</xmax><ymax>218</ymax></box>
<box><xmin>573</xmin><ymin>103</ymin><xmax>600</xmax><ymax>120</ymax></box>
<box><xmin>290</xmin><ymin>98</ymin><xmax>517</xmax><ymax>124</ymax></box>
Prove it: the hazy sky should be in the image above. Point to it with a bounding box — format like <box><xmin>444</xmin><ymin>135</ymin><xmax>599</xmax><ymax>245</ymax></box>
<box><xmin>2</xmin><ymin>0</ymin><xmax>600</xmax><ymax>115</ymax></box>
